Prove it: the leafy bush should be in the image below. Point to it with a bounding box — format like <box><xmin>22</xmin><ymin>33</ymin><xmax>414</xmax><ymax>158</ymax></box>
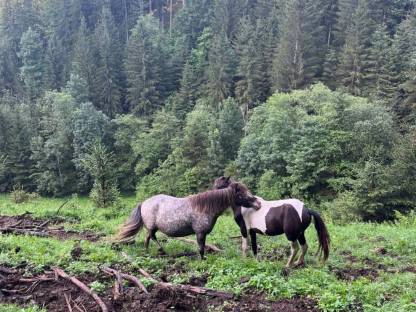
<box><xmin>10</xmin><ymin>185</ymin><xmax>40</xmax><ymax>204</ymax></box>
<box><xmin>236</xmin><ymin>84</ymin><xmax>402</xmax><ymax>221</ymax></box>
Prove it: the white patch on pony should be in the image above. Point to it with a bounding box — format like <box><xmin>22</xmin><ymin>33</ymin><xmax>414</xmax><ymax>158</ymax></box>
<box><xmin>241</xmin><ymin>197</ymin><xmax>304</xmax><ymax>234</ymax></box>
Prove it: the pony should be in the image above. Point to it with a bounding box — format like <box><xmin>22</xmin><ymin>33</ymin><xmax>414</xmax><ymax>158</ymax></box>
<box><xmin>213</xmin><ymin>176</ymin><xmax>330</xmax><ymax>267</ymax></box>
<box><xmin>116</xmin><ymin>182</ymin><xmax>261</xmax><ymax>259</ymax></box>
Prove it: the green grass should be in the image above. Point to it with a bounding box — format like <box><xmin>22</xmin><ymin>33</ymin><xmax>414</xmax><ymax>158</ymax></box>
<box><xmin>0</xmin><ymin>195</ymin><xmax>416</xmax><ymax>311</ymax></box>
<box><xmin>0</xmin><ymin>304</ymin><xmax>46</xmax><ymax>312</ymax></box>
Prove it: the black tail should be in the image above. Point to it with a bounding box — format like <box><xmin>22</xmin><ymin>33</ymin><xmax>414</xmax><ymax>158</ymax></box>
<box><xmin>308</xmin><ymin>209</ymin><xmax>330</xmax><ymax>262</ymax></box>
<box><xmin>116</xmin><ymin>204</ymin><xmax>143</xmax><ymax>242</ymax></box>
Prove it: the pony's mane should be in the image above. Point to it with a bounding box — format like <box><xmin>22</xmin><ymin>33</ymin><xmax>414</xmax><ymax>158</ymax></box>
<box><xmin>188</xmin><ymin>187</ymin><xmax>237</xmax><ymax>215</ymax></box>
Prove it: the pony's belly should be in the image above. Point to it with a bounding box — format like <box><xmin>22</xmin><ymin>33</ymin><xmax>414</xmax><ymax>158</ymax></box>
<box><xmin>162</xmin><ymin>226</ymin><xmax>195</xmax><ymax>237</ymax></box>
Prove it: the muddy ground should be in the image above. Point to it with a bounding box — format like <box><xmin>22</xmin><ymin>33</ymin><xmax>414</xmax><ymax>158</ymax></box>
<box><xmin>0</xmin><ymin>265</ymin><xmax>319</xmax><ymax>312</ymax></box>
<box><xmin>0</xmin><ymin>214</ymin><xmax>101</xmax><ymax>241</ymax></box>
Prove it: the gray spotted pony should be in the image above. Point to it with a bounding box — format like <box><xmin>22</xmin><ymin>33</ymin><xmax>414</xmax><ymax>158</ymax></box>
<box><xmin>117</xmin><ymin>182</ymin><xmax>261</xmax><ymax>259</ymax></box>
<box><xmin>214</xmin><ymin>176</ymin><xmax>330</xmax><ymax>267</ymax></box>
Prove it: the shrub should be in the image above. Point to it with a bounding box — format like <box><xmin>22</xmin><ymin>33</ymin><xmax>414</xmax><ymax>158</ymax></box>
<box><xmin>10</xmin><ymin>185</ymin><xmax>40</xmax><ymax>204</ymax></box>
<box><xmin>81</xmin><ymin>142</ymin><xmax>119</xmax><ymax>208</ymax></box>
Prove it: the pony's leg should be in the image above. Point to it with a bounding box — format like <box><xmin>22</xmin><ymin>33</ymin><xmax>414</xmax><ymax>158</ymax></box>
<box><xmin>249</xmin><ymin>229</ymin><xmax>258</xmax><ymax>259</ymax></box>
<box><xmin>286</xmin><ymin>241</ymin><xmax>300</xmax><ymax>268</ymax></box>
<box><xmin>144</xmin><ymin>230</ymin><xmax>152</xmax><ymax>250</ymax></box>
<box><xmin>294</xmin><ymin>232</ymin><xmax>308</xmax><ymax>266</ymax></box>
<box><xmin>196</xmin><ymin>233</ymin><xmax>207</xmax><ymax>260</ymax></box>
<box><xmin>240</xmin><ymin>224</ymin><xmax>249</xmax><ymax>257</ymax></box>
<box><xmin>151</xmin><ymin>230</ymin><xmax>166</xmax><ymax>255</ymax></box>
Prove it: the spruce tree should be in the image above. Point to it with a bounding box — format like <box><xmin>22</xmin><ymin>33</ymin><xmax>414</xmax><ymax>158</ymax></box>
<box><xmin>367</xmin><ymin>24</ymin><xmax>395</xmax><ymax>101</ymax></box>
<box><xmin>272</xmin><ymin>0</ymin><xmax>326</xmax><ymax>91</ymax></box>
<box><xmin>204</xmin><ymin>31</ymin><xmax>235</xmax><ymax>105</ymax></box>
<box><xmin>336</xmin><ymin>0</ymin><xmax>374</xmax><ymax>96</ymax></box>
<box><xmin>19</xmin><ymin>27</ymin><xmax>44</xmax><ymax>100</ymax></box>
<box><xmin>234</xmin><ymin>18</ymin><xmax>268</xmax><ymax>119</ymax></box>
<box><xmin>71</xmin><ymin>17</ymin><xmax>95</xmax><ymax>103</ymax></box>
<box><xmin>125</xmin><ymin>15</ymin><xmax>164</xmax><ymax>116</ymax></box>
<box><xmin>93</xmin><ymin>7</ymin><xmax>123</xmax><ymax>118</ymax></box>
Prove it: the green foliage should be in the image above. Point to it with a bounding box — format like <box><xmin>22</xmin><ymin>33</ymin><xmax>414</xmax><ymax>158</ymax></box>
<box><xmin>237</xmin><ymin>84</ymin><xmax>402</xmax><ymax>219</ymax></box>
<box><xmin>125</xmin><ymin>15</ymin><xmax>166</xmax><ymax>116</ymax></box>
<box><xmin>82</xmin><ymin>142</ymin><xmax>119</xmax><ymax>208</ymax></box>
<box><xmin>1</xmin><ymin>195</ymin><xmax>416</xmax><ymax>311</ymax></box>
<box><xmin>19</xmin><ymin>27</ymin><xmax>44</xmax><ymax>99</ymax></box>
<box><xmin>89</xmin><ymin>281</ymin><xmax>106</xmax><ymax>294</ymax></box>
<box><xmin>30</xmin><ymin>91</ymin><xmax>77</xmax><ymax>196</ymax></box>
<box><xmin>10</xmin><ymin>184</ymin><xmax>39</xmax><ymax>204</ymax></box>
<box><xmin>0</xmin><ymin>154</ymin><xmax>6</xmax><ymax>177</ymax></box>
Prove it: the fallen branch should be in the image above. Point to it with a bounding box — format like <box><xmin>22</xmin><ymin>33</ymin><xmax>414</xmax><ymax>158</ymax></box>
<box><xmin>0</xmin><ymin>266</ymin><xmax>17</xmax><ymax>274</ymax></box>
<box><xmin>101</xmin><ymin>266</ymin><xmax>148</xmax><ymax>295</ymax></box>
<box><xmin>175</xmin><ymin>237</ymin><xmax>222</xmax><ymax>252</ymax></box>
<box><xmin>64</xmin><ymin>293</ymin><xmax>73</xmax><ymax>312</ymax></box>
<box><xmin>53</xmin><ymin>267</ymin><xmax>108</xmax><ymax>312</ymax></box>
<box><xmin>0</xmin><ymin>227</ymin><xmax>49</xmax><ymax>237</ymax></box>
<box><xmin>19</xmin><ymin>275</ymin><xmax>55</xmax><ymax>283</ymax></box>
<box><xmin>137</xmin><ymin>268</ymin><xmax>233</xmax><ymax>299</ymax></box>
<box><xmin>56</xmin><ymin>200</ymin><xmax>70</xmax><ymax>214</ymax></box>
<box><xmin>37</xmin><ymin>220</ymin><xmax>50</xmax><ymax>228</ymax></box>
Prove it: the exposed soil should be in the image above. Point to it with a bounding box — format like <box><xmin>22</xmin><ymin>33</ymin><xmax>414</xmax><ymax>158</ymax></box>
<box><xmin>0</xmin><ymin>265</ymin><xmax>320</xmax><ymax>312</ymax></box>
<box><xmin>330</xmin><ymin>266</ymin><xmax>379</xmax><ymax>281</ymax></box>
<box><xmin>0</xmin><ymin>214</ymin><xmax>101</xmax><ymax>241</ymax></box>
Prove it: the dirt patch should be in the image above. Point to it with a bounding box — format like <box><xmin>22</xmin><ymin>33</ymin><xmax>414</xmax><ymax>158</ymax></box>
<box><xmin>0</xmin><ymin>214</ymin><xmax>101</xmax><ymax>241</ymax></box>
<box><xmin>340</xmin><ymin>250</ymin><xmax>358</xmax><ymax>263</ymax></box>
<box><xmin>331</xmin><ymin>267</ymin><xmax>379</xmax><ymax>281</ymax></box>
<box><xmin>0</xmin><ymin>266</ymin><xmax>319</xmax><ymax>312</ymax></box>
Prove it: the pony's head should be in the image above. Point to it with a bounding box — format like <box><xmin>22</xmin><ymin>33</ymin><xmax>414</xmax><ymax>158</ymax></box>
<box><xmin>229</xmin><ymin>182</ymin><xmax>261</xmax><ymax>210</ymax></box>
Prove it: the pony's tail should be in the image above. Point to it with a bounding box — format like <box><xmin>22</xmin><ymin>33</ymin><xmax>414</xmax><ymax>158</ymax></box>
<box><xmin>308</xmin><ymin>209</ymin><xmax>330</xmax><ymax>262</ymax></box>
<box><xmin>116</xmin><ymin>204</ymin><xmax>143</xmax><ymax>242</ymax></box>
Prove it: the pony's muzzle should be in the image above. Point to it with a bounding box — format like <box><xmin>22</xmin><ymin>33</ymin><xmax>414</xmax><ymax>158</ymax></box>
<box><xmin>253</xmin><ymin>199</ymin><xmax>261</xmax><ymax>210</ymax></box>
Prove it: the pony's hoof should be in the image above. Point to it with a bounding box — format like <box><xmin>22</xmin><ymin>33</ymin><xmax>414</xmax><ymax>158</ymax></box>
<box><xmin>281</xmin><ymin>267</ymin><xmax>290</xmax><ymax>276</ymax></box>
<box><xmin>294</xmin><ymin>261</ymin><xmax>305</xmax><ymax>268</ymax></box>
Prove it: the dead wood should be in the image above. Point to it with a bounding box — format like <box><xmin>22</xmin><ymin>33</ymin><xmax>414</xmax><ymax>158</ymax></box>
<box><xmin>64</xmin><ymin>292</ymin><xmax>73</xmax><ymax>312</ymax></box>
<box><xmin>0</xmin><ymin>266</ymin><xmax>17</xmax><ymax>274</ymax></box>
<box><xmin>101</xmin><ymin>266</ymin><xmax>148</xmax><ymax>295</ymax></box>
<box><xmin>53</xmin><ymin>267</ymin><xmax>108</xmax><ymax>312</ymax></box>
<box><xmin>137</xmin><ymin>268</ymin><xmax>233</xmax><ymax>299</ymax></box>
<box><xmin>0</xmin><ymin>227</ymin><xmax>49</xmax><ymax>237</ymax></box>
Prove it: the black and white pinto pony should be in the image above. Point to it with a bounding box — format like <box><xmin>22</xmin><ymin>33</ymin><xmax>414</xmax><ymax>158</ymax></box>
<box><xmin>116</xmin><ymin>182</ymin><xmax>261</xmax><ymax>259</ymax></box>
<box><xmin>214</xmin><ymin>177</ymin><xmax>330</xmax><ymax>268</ymax></box>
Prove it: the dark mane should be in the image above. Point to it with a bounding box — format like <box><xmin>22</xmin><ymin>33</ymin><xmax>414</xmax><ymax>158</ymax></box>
<box><xmin>188</xmin><ymin>187</ymin><xmax>236</xmax><ymax>215</ymax></box>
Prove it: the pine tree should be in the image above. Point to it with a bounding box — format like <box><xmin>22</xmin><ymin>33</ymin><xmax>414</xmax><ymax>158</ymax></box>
<box><xmin>19</xmin><ymin>27</ymin><xmax>44</xmax><ymax>99</ymax></box>
<box><xmin>367</xmin><ymin>24</ymin><xmax>395</xmax><ymax>101</ymax></box>
<box><xmin>125</xmin><ymin>15</ymin><xmax>165</xmax><ymax>116</ymax></box>
<box><xmin>322</xmin><ymin>47</ymin><xmax>338</xmax><ymax>89</ymax></box>
<box><xmin>204</xmin><ymin>31</ymin><xmax>235</xmax><ymax>105</ymax></box>
<box><xmin>337</xmin><ymin>0</ymin><xmax>374</xmax><ymax>96</ymax></box>
<box><xmin>234</xmin><ymin>18</ymin><xmax>268</xmax><ymax>119</ymax></box>
<box><xmin>272</xmin><ymin>0</ymin><xmax>326</xmax><ymax>91</ymax></box>
<box><xmin>169</xmin><ymin>27</ymin><xmax>212</xmax><ymax>119</ymax></box>
<box><xmin>71</xmin><ymin>17</ymin><xmax>95</xmax><ymax>102</ymax></box>
<box><xmin>400</xmin><ymin>52</ymin><xmax>416</xmax><ymax>124</ymax></box>
<box><xmin>65</xmin><ymin>72</ymin><xmax>89</xmax><ymax>104</ymax></box>
<box><xmin>93</xmin><ymin>6</ymin><xmax>124</xmax><ymax>117</ymax></box>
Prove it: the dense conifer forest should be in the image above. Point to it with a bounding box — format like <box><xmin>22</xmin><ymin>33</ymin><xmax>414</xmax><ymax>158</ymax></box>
<box><xmin>1</xmin><ymin>0</ymin><xmax>416</xmax><ymax>222</ymax></box>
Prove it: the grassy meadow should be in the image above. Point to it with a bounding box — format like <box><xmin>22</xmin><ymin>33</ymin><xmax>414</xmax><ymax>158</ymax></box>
<box><xmin>0</xmin><ymin>194</ymin><xmax>416</xmax><ymax>312</ymax></box>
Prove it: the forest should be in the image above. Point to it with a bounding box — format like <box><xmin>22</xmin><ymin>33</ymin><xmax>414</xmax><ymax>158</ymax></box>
<box><xmin>1</xmin><ymin>0</ymin><xmax>416</xmax><ymax>222</ymax></box>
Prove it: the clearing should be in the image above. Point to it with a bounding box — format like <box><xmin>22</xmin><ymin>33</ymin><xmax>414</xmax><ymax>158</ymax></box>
<box><xmin>0</xmin><ymin>195</ymin><xmax>415</xmax><ymax>311</ymax></box>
